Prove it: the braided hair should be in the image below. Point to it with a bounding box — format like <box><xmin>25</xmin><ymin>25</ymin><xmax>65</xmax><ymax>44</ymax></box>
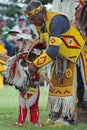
<box><xmin>79</xmin><ymin>4</ymin><xmax>87</xmax><ymax>36</ymax></box>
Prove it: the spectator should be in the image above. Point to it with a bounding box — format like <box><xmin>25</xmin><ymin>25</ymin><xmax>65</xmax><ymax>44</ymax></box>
<box><xmin>8</xmin><ymin>15</ymin><xmax>32</xmax><ymax>51</ymax></box>
<box><xmin>0</xmin><ymin>18</ymin><xmax>16</xmax><ymax>56</ymax></box>
<box><xmin>12</xmin><ymin>15</ymin><xmax>26</xmax><ymax>33</ymax></box>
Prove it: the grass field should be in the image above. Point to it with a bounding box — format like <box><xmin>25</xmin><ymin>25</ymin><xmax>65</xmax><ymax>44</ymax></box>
<box><xmin>0</xmin><ymin>85</ymin><xmax>87</xmax><ymax>130</ymax></box>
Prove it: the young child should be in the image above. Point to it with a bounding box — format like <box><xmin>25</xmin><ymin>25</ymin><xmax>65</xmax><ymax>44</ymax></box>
<box><xmin>15</xmin><ymin>68</ymin><xmax>42</xmax><ymax>127</ymax></box>
<box><xmin>14</xmin><ymin>51</ymin><xmax>53</xmax><ymax>128</ymax></box>
<box><xmin>13</xmin><ymin>32</ymin><xmax>53</xmax><ymax>127</ymax></box>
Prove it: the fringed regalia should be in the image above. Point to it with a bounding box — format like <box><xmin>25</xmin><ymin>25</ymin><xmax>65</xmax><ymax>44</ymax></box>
<box><xmin>46</xmin><ymin>54</ymin><xmax>77</xmax><ymax>124</ymax></box>
<box><xmin>32</xmin><ymin>11</ymin><xmax>85</xmax><ymax>125</ymax></box>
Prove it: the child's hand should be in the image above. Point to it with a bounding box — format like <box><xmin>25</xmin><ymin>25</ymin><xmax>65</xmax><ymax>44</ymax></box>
<box><xmin>28</xmin><ymin>62</ymin><xmax>37</xmax><ymax>72</ymax></box>
<box><xmin>49</xmin><ymin>82</ymin><xmax>54</xmax><ymax>92</ymax></box>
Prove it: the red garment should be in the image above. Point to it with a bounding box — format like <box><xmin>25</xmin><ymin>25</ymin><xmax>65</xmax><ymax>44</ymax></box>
<box><xmin>17</xmin><ymin>85</ymin><xmax>40</xmax><ymax>123</ymax></box>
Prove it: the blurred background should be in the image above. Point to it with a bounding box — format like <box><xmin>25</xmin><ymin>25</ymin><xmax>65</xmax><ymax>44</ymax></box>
<box><xmin>0</xmin><ymin>0</ymin><xmax>53</xmax><ymax>28</ymax></box>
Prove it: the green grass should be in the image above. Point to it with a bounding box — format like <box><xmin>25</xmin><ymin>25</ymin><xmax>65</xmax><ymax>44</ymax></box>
<box><xmin>0</xmin><ymin>85</ymin><xmax>87</xmax><ymax>130</ymax></box>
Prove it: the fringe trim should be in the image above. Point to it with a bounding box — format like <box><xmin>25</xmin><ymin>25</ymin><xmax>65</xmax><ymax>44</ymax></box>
<box><xmin>55</xmin><ymin>118</ymin><xmax>70</xmax><ymax>126</ymax></box>
<box><xmin>62</xmin><ymin>96</ymin><xmax>76</xmax><ymax>118</ymax></box>
<box><xmin>46</xmin><ymin>66</ymin><xmax>77</xmax><ymax>119</ymax></box>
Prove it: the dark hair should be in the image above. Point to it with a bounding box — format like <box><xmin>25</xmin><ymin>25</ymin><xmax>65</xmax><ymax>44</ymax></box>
<box><xmin>79</xmin><ymin>4</ymin><xmax>87</xmax><ymax>30</ymax></box>
<box><xmin>26</xmin><ymin>1</ymin><xmax>41</xmax><ymax>11</ymax></box>
<box><xmin>85</xmin><ymin>26</ymin><xmax>87</xmax><ymax>37</ymax></box>
<box><xmin>25</xmin><ymin>0</ymin><xmax>46</xmax><ymax>14</ymax></box>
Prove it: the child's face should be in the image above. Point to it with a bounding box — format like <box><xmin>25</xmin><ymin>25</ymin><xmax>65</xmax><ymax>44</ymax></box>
<box><xmin>23</xmin><ymin>29</ymin><xmax>30</xmax><ymax>34</ymax></box>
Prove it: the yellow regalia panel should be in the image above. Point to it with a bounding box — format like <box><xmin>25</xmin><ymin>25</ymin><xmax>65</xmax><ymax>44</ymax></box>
<box><xmin>45</xmin><ymin>12</ymin><xmax>85</xmax><ymax>63</ymax></box>
<box><xmin>59</xmin><ymin>24</ymin><xmax>85</xmax><ymax>63</ymax></box>
<box><xmin>0</xmin><ymin>42</ymin><xmax>5</xmax><ymax>89</ymax></box>
<box><xmin>49</xmin><ymin>62</ymin><xmax>75</xmax><ymax>97</ymax></box>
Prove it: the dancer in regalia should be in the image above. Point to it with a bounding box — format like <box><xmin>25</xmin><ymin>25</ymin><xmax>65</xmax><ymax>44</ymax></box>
<box><xmin>24</xmin><ymin>0</ymin><xmax>85</xmax><ymax>126</ymax></box>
